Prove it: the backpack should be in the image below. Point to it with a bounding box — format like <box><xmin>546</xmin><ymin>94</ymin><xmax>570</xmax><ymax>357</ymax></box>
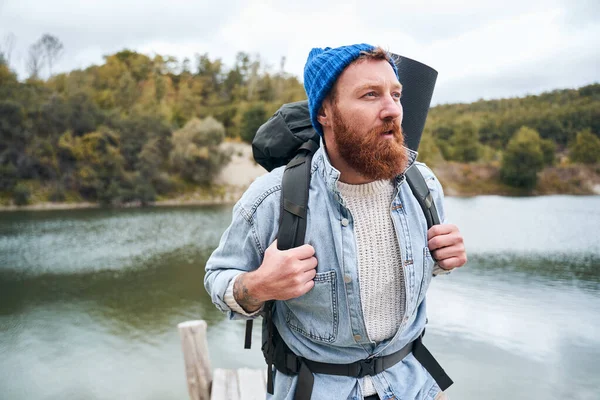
<box><xmin>245</xmin><ymin>54</ymin><xmax>449</xmax><ymax>395</ymax></box>
<box><xmin>246</xmin><ymin>101</ymin><xmax>443</xmax><ymax>394</ymax></box>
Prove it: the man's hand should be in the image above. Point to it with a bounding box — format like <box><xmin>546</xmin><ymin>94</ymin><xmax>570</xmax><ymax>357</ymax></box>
<box><xmin>427</xmin><ymin>224</ymin><xmax>467</xmax><ymax>271</ymax></box>
<box><xmin>233</xmin><ymin>240</ymin><xmax>318</xmax><ymax>312</ymax></box>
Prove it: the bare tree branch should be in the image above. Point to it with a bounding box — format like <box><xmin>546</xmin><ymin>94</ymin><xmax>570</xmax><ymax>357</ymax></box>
<box><xmin>26</xmin><ymin>40</ymin><xmax>45</xmax><ymax>79</ymax></box>
<box><xmin>40</xmin><ymin>33</ymin><xmax>64</xmax><ymax>76</ymax></box>
<box><xmin>0</xmin><ymin>33</ymin><xmax>16</xmax><ymax>67</ymax></box>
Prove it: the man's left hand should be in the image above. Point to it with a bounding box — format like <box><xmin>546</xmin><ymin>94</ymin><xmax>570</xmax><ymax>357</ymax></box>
<box><xmin>427</xmin><ymin>224</ymin><xmax>467</xmax><ymax>271</ymax></box>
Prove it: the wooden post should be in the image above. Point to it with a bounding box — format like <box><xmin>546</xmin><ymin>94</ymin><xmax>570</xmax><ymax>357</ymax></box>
<box><xmin>178</xmin><ymin>320</ymin><xmax>213</xmax><ymax>400</ymax></box>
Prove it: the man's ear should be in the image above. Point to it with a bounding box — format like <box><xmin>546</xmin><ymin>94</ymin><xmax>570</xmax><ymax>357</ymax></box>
<box><xmin>317</xmin><ymin>101</ymin><xmax>331</xmax><ymax>127</ymax></box>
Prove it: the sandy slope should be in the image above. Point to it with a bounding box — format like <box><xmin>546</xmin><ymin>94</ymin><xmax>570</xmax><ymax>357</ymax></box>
<box><xmin>215</xmin><ymin>142</ymin><xmax>268</xmax><ymax>188</ymax></box>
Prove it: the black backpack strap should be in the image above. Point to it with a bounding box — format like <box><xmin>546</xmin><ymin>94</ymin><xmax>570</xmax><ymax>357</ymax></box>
<box><xmin>412</xmin><ymin>334</ymin><xmax>454</xmax><ymax>390</ymax></box>
<box><xmin>404</xmin><ymin>166</ymin><xmax>453</xmax><ymax>389</ymax></box>
<box><xmin>263</xmin><ymin>299</ymin><xmax>276</xmax><ymax>393</ymax></box>
<box><xmin>245</xmin><ymin>139</ymin><xmax>319</xmax><ymax>394</ymax></box>
<box><xmin>405</xmin><ymin>164</ymin><xmax>440</xmax><ymax>230</ymax></box>
<box><xmin>267</xmin><ymin>139</ymin><xmax>318</xmax><ymax>393</ymax></box>
<box><xmin>277</xmin><ymin>140</ymin><xmax>319</xmax><ymax>250</ymax></box>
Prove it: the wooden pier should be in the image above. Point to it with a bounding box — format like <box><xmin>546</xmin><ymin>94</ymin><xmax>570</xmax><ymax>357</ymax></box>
<box><xmin>178</xmin><ymin>320</ymin><xmax>267</xmax><ymax>400</ymax></box>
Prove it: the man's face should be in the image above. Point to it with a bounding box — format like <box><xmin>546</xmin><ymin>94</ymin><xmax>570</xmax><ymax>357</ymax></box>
<box><xmin>325</xmin><ymin>58</ymin><xmax>408</xmax><ymax>181</ymax></box>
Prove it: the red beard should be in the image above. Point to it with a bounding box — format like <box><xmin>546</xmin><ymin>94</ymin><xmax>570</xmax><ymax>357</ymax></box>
<box><xmin>331</xmin><ymin>105</ymin><xmax>408</xmax><ymax>181</ymax></box>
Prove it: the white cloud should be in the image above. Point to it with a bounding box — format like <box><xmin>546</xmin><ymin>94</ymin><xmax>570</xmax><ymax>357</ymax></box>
<box><xmin>0</xmin><ymin>0</ymin><xmax>597</xmax><ymax>103</ymax></box>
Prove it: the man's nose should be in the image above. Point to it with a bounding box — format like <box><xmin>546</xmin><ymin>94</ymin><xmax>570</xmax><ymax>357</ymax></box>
<box><xmin>380</xmin><ymin>95</ymin><xmax>403</xmax><ymax>121</ymax></box>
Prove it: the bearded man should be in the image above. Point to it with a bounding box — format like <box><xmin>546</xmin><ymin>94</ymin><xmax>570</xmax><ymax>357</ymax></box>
<box><xmin>204</xmin><ymin>44</ymin><xmax>467</xmax><ymax>400</ymax></box>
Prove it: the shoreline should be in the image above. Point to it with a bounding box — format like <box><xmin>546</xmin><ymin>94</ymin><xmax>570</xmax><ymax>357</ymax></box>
<box><xmin>2</xmin><ymin>191</ymin><xmax>598</xmax><ymax>212</ymax></box>
<box><xmin>0</xmin><ymin>187</ymin><xmax>248</xmax><ymax>212</ymax></box>
<box><xmin>0</xmin><ymin>198</ymin><xmax>241</xmax><ymax>212</ymax></box>
<box><xmin>3</xmin><ymin>143</ymin><xmax>598</xmax><ymax>212</ymax></box>
<box><xmin>0</xmin><ymin>199</ymin><xmax>238</xmax><ymax>212</ymax></box>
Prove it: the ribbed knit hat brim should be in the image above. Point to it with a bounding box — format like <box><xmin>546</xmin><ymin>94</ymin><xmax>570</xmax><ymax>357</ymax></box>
<box><xmin>303</xmin><ymin>44</ymin><xmax>399</xmax><ymax>136</ymax></box>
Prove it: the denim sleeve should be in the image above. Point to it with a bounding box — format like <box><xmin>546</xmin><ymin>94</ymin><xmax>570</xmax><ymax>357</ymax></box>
<box><xmin>204</xmin><ymin>201</ymin><xmax>264</xmax><ymax>320</ymax></box>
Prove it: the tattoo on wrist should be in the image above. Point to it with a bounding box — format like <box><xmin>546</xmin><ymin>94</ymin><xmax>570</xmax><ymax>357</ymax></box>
<box><xmin>233</xmin><ymin>274</ymin><xmax>262</xmax><ymax>312</ymax></box>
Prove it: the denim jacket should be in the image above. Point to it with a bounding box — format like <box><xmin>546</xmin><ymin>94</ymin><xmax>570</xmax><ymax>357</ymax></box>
<box><xmin>204</xmin><ymin>145</ymin><xmax>447</xmax><ymax>400</ymax></box>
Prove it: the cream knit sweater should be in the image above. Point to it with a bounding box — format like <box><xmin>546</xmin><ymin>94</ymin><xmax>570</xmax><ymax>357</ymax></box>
<box><xmin>337</xmin><ymin>179</ymin><xmax>405</xmax><ymax>342</ymax></box>
<box><xmin>337</xmin><ymin>179</ymin><xmax>404</xmax><ymax>396</ymax></box>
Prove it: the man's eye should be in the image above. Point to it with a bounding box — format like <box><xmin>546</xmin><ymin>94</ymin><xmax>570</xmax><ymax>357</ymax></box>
<box><xmin>364</xmin><ymin>92</ymin><xmax>377</xmax><ymax>97</ymax></box>
<box><xmin>392</xmin><ymin>92</ymin><xmax>402</xmax><ymax>100</ymax></box>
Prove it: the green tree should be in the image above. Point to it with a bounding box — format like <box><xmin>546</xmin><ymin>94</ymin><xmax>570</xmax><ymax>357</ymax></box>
<box><xmin>131</xmin><ymin>172</ymin><xmax>156</xmax><ymax>204</ymax></box>
<box><xmin>169</xmin><ymin>116</ymin><xmax>229</xmax><ymax>184</ymax></box>
<box><xmin>0</xmin><ymin>59</ymin><xmax>18</xmax><ymax>88</ymax></box>
<box><xmin>0</xmin><ymin>101</ymin><xmax>31</xmax><ymax>182</ymax></box>
<box><xmin>27</xmin><ymin>136</ymin><xmax>59</xmax><ymax>180</ymax></box>
<box><xmin>116</xmin><ymin>71</ymin><xmax>138</xmax><ymax>110</ymax></box>
<box><xmin>0</xmin><ymin>163</ymin><xmax>17</xmax><ymax>190</ymax></box>
<box><xmin>500</xmin><ymin>126</ymin><xmax>545</xmax><ymax>189</ymax></box>
<box><xmin>449</xmin><ymin>120</ymin><xmax>480</xmax><ymax>162</ymax></box>
<box><xmin>569</xmin><ymin>129</ymin><xmax>600</xmax><ymax>164</ymax></box>
<box><xmin>195</xmin><ymin>53</ymin><xmax>223</xmax><ymax>107</ymax></box>
<box><xmin>240</xmin><ymin>103</ymin><xmax>267</xmax><ymax>143</ymax></box>
<box><xmin>13</xmin><ymin>182</ymin><xmax>31</xmax><ymax>205</ymax></box>
<box><xmin>113</xmin><ymin>50</ymin><xmax>153</xmax><ymax>82</ymax></box>
<box><xmin>540</xmin><ymin>138</ymin><xmax>556</xmax><ymax>166</ymax></box>
<box><xmin>112</xmin><ymin>112</ymin><xmax>172</xmax><ymax>171</ymax></box>
<box><xmin>416</xmin><ymin>128</ymin><xmax>444</xmax><ymax>166</ymax></box>
<box><xmin>67</xmin><ymin>128</ymin><xmax>126</xmax><ymax>203</ymax></box>
<box><xmin>67</xmin><ymin>92</ymin><xmax>100</xmax><ymax>136</ymax></box>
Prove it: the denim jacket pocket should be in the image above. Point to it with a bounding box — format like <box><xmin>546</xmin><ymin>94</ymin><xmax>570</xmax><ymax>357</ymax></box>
<box><xmin>284</xmin><ymin>270</ymin><xmax>338</xmax><ymax>343</ymax></box>
<box><xmin>418</xmin><ymin>247</ymin><xmax>435</xmax><ymax>305</ymax></box>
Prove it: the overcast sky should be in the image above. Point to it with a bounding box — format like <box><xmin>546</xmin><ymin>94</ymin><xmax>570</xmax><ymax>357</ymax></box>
<box><xmin>0</xmin><ymin>0</ymin><xmax>598</xmax><ymax>104</ymax></box>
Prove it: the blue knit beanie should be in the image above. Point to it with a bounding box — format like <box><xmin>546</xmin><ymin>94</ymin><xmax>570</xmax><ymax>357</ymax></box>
<box><xmin>303</xmin><ymin>44</ymin><xmax>399</xmax><ymax>136</ymax></box>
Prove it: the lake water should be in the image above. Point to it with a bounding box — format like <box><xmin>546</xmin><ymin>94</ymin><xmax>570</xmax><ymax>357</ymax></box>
<box><xmin>1</xmin><ymin>196</ymin><xmax>599</xmax><ymax>400</ymax></box>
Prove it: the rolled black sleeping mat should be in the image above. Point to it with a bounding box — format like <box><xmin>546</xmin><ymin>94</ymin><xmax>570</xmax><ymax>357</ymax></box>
<box><xmin>392</xmin><ymin>54</ymin><xmax>438</xmax><ymax>152</ymax></box>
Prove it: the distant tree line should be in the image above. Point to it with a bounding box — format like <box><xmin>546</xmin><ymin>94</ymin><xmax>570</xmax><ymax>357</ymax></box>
<box><xmin>419</xmin><ymin>84</ymin><xmax>600</xmax><ymax>189</ymax></box>
<box><xmin>0</xmin><ymin>33</ymin><xmax>598</xmax><ymax>205</ymax></box>
<box><xmin>0</xmin><ymin>34</ymin><xmax>306</xmax><ymax>205</ymax></box>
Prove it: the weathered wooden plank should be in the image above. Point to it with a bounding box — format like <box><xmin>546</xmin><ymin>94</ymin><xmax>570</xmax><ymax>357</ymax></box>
<box><xmin>237</xmin><ymin>368</ymin><xmax>267</xmax><ymax>400</ymax></box>
<box><xmin>178</xmin><ymin>320</ymin><xmax>213</xmax><ymax>400</ymax></box>
<box><xmin>211</xmin><ymin>368</ymin><xmax>239</xmax><ymax>400</ymax></box>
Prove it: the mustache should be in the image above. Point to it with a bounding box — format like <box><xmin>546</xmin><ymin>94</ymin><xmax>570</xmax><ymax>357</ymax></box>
<box><xmin>372</xmin><ymin>120</ymin><xmax>402</xmax><ymax>136</ymax></box>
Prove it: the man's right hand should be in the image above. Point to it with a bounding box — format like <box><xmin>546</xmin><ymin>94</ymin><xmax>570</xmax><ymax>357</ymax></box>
<box><xmin>233</xmin><ymin>240</ymin><xmax>318</xmax><ymax>312</ymax></box>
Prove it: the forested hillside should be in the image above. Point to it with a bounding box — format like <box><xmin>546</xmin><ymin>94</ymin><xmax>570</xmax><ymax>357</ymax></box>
<box><xmin>419</xmin><ymin>83</ymin><xmax>600</xmax><ymax>194</ymax></box>
<box><xmin>0</xmin><ymin>39</ymin><xmax>306</xmax><ymax>206</ymax></box>
<box><xmin>1</xmin><ymin>35</ymin><xmax>598</xmax><ymax>206</ymax></box>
